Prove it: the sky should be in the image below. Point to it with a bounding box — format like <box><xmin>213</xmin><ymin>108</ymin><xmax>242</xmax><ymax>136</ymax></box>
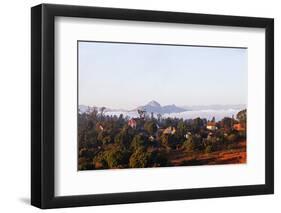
<box><xmin>78</xmin><ymin>41</ymin><xmax>247</xmax><ymax>109</ymax></box>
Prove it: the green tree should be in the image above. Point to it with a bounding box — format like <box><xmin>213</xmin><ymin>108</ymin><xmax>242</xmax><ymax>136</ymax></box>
<box><xmin>97</xmin><ymin>131</ymin><xmax>111</xmax><ymax>145</ymax></box>
<box><xmin>114</xmin><ymin>131</ymin><xmax>131</xmax><ymax>148</ymax></box>
<box><xmin>221</xmin><ymin>117</ymin><xmax>233</xmax><ymax>129</ymax></box>
<box><xmin>161</xmin><ymin>134</ymin><xmax>176</xmax><ymax>149</ymax></box>
<box><xmin>149</xmin><ymin>150</ymin><xmax>168</xmax><ymax>167</ymax></box>
<box><xmin>237</xmin><ymin>109</ymin><xmax>247</xmax><ymax>123</ymax></box>
<box><xmin>104</xmin><ymin>147</ymin><xmax>130</xmax><ymax>168</ymax></box>
<box><xmin>129</xmin><ymin>148</ymin><xmax>150</xmax><ymax>168</ymax></box>
<box><xmin>100</xmin><ymin>106</ymin><xmax>106</xmax><ymax>116</ymax></box>
<box><xmin>144</xmin><ymin>121</ymin><xmax>158</xmax><ymax>135</ymax></box>
<box><xmin>176</xmin><ymin>120</ymin><xmax>188</xmax><ymax>144</ymax></box>
<box><xmin>131</xmin><ymin>134</ymin><xmax>148</xmax><ymax>151</ymax></box>
<box><xmin>192</xmin><ymin>117</ymin><xmax>204</xmax><ymax>130</ymax></box>
<box><xmin>205</xmin><ymin>145</ymin><xmax>215</xmax><ymax>153</ymax></box>
<box><xmin>227</xmin><ymin>133</ymin><xmax>238</xmax><ymax>142</ymax></box>
<box><xmin>183</xmin><ymin>135</ymin><xmax>203</xmax><ymax>151</ymax></box>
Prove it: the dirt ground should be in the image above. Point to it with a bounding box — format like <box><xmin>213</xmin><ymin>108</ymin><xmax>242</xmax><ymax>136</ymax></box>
<box><xmin>168</xmin><ymin>141</ymin><xmax>246</xmax><ymax>166</ymax></box>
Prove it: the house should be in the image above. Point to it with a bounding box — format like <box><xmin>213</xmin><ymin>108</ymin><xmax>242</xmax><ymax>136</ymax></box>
<box><xmin>233</xmin><ymin>123</ymin><xmax>245</xmax><ymax>131</ymax></box>
<box><xmin>128</xmin><ymin>118</ymin><xmax>137</xmax><ymax>128</ymax></box>
<box><xmin>149</xmin><ymin>135</ymin><xmax>155</xmax><ymax>141</ymax></box>
<box><xmin>206</xmin><ymin>122</ymin><xmax>217</xmax><ymax>131</ymax></box>
<box><xmin>163</xmin><ymin>126</ymin><xmax>176</xmax><ymax>135</ymax></box>
<box><xmin>184</xmin><ymin>132</ymin><xmax>192</xmax><ymax>139</ymax></box>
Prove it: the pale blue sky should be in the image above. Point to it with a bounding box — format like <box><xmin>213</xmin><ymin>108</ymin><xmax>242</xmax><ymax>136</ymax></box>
<box><xmin>78</xmin><ymin>41</ymin><xmax>247</xmax><ymax>109</ymax></box>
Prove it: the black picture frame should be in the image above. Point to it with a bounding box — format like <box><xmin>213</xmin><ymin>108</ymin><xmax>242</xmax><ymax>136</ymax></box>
<box><xmin>31</xmin><ymin>3</ymin><xmax>274</xmax><ymax>209</ymax></box>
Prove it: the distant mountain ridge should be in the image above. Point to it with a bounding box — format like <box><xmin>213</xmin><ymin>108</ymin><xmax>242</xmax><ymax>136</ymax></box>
<box><xmin>136</xmin><ymin>100</ymin><xmax>186</xmax><ymax>114</ymax></box>
<box><xmin>79</xmin><ymin>101</ymin><xmax>246</xmax><ymax>114</ymax></box>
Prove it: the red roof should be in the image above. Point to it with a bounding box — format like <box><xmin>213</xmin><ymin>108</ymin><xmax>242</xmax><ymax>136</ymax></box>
<box><xmin>233</xmin><ymin>123</ymin><xmax>245</xmax><ymax>131</ymax></box>
<box><xmin>128</xmin><ymin>119</ymin><xmax>137</xmax><ymax>128</ymax></box>
<box><xmin>207</xmin><ymin>122</ymin><xmax>216</xmax><ymax>126</ymax></box>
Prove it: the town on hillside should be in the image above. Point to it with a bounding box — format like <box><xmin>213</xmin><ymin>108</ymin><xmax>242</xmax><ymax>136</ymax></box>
<box><xmin>78</xmin><ymin>107</ymin><xmax>247</xmax><ymax>170</ymax></box>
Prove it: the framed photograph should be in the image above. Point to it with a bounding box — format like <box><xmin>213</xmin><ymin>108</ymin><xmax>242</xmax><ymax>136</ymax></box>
<box><xmin>31</xmin><ymin>4</ymin><xmax>274</xmax><ymax>209</ymax></box>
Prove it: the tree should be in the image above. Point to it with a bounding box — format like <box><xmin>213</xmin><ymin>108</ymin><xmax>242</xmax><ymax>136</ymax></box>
<box><xmin>97</xmin><ymin>131</ymin><xmax>111</xmax><ymax>145</ymax></box>
<box><xmin>161</xmin><ymin>134</ymin><xmax>176</xmax><ymax>149</ymax></box>
<box><xmin>205</xmin><ymin>145</ymin><xmax>215</xmax><ymax>153</ymax></box>
<box><xmin>149</xmin><ymin>150</ymin><xmax>168</xmax><ymax>167</ymax></box>
<box><xmin>157</xmin><ymin>113</ymin><xmax>162</xmax><ymax>122</ymax></box>
<box><xmin>130</xmin><ymin>134</ymin><xmax>148</xmax><ymax>151</ymax></box>
<box><xmin>104</xmin><ymin>146</ymin><xmax>130</xmax><ymax>168</ymax></box>
<box><xmin>182</xmin><ymin>135</ymin><xmax>203</xmax><ymax>151</ymax></box>
<box><xmin>144</xmin><ymin>121</ymin><xmax>158</xmax><ymax>135</ymax></box>
<box><xmin>174</xmin><ymin>120</ymin><xmax>188</xmax><ymax>145</ymax></box>
<box><xmin>237</xmin><ymin>109</ymin><xmax>247</xmax><ymax>123</ymax></box>
<box><xmin>137</xmin><ymin>109</ymin><xmax>146</xmax><ymax>119</ymax></box>
<box><xmin>100</xmin><ymin>106</ymin><xmax>106</xmax><ymax>116</ymax></box>
<box><xmin>114</xmin><ymin>131</ymin><xmax>131</xmax><ymax>148</ymax></box>
<box><xmin>129</xmin><ymin>148</ymin><xmax>150</xmax><ymax>168</ymax></box>
<box><xmin>91</xmin><ymin>107</ymin><xmax>98</xmax><ymax>116</ymax></box>
<box><xmin>221</xmin><ymin>117</ymin><xmax>233</xmax><ymax>129</ymax></box>
<box><xmin>177</xmin><ymin>120</ymin><xmax>187</xmax><ymax>137</ymax></box>
<box><xmin>192</xmin><ymin>117</ymin><xmax>204</xmax><ymax>130</ymax></box>
<box><xmin>118</xmin><ymin>114</ymin><xmax>124</xmax><ymax>120</ymax></box>
<box><xmin>164</xmin><ymin>117</ymin><xmax>173</xmax><ymax>127</ymax></box>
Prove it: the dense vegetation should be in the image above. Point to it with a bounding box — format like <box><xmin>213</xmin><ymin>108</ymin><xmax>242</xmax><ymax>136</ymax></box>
<box><xmin>78</xmin><ymin>108</ymin><xmax>247</xmax><ymax>170</ymax></box>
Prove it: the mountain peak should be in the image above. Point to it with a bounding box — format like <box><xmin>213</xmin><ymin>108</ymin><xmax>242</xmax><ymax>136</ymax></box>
<box><xmin>147</xmin><ymin>100</ymin><xmax>161</xmax><ymax>107</ymax></box>
<box><xmin>137</xmin><ymin>101</ymin><xmax>186</xmax><ymax>114</ymax></box>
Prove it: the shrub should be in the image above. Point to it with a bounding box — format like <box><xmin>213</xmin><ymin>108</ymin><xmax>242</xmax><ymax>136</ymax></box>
<box><xmin>205</xmin><ymin>145</ymin><xmax>215</xmax><ymax>153</ymax></box>
<box><xmin>92</xmin><ymin>153</ymin><xmax>108</xmax><ymax>169</ymax></box>
<box><xmin>227</xmin><ymin>144</ymin><xmax>237</xmax><ymax>150</ymax></box>
<box><xmin>184</xmin><ymin>140</ymin><xmax>196</xmax><ymax>152</ymax></box>
<box><xmin>227</xmin><ymin>134</ymin><xmax>238</xmax><ymax>143</ymax></box>
<box><xmin>103</xmin><ymin>147</ymin><xmax>130</xmax><ymax>168</ymax></box>
<box><xmin>149</xmin><ymin>150</ymin><xmax>168</xmax><ymax>167</ymax></box>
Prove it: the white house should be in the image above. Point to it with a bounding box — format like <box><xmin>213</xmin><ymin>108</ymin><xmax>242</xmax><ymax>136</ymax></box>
<box><xmin>206</xmin><ymin>122</ymin><xmax>217</xmax><ymax>131</ymax></box>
